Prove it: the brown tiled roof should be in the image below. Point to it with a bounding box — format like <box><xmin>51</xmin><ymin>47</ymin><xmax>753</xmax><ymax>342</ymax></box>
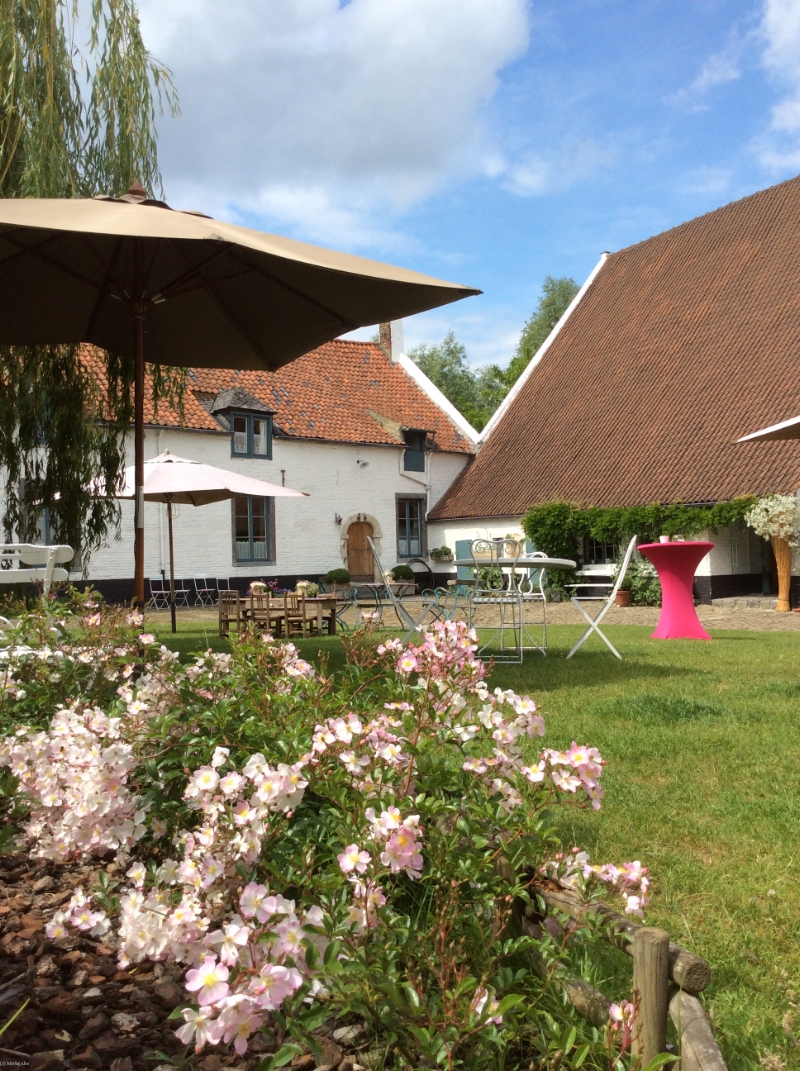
<box><xmin>430</xmin><ymin>174</ymin><xmax>800</xmax><ymax>520</ymax></box>
<box><xmin>83</xmin><ymin>339</ymin><xmax>472</xmax><ymax>454</ymax></box>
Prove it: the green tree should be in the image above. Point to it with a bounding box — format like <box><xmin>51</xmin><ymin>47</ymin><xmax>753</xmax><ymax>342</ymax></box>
<box><xmin>0</xmin><ymin>0</ymin><xmax>177</xmax><ymax>558</ymax></box>
<box><xmin>503</xmin><ymin>275</ymin><xmax>579</xmax><ymax>388</ymax></box>
<box><xmin>409</xmin><ymin>332</ymin><xmax>504</xmax><ymax>432</ymax></box>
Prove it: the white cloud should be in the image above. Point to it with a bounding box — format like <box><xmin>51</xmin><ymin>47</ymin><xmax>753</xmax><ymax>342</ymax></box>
<box><xmin>671</xmin><ymin>41</ymin><xmax>743</xmax><ymax>110</ymax></box>
<box><xmin>500</xmin><ymin>139</ymin><xmax>614</xmax><ymax>198</ymax></box>
<box><xmin>676</xmin><ymin>166</ymin><xmax>734</xmax><ymax>195</ymax></box>
<box><xmin>138</xmin><ymin>0</ymin><xmax>529</xmax><ymax>248</ymax></box>
<box><xmin>754</xmin><ymin>0</ymin><xmax>800</xmax><ymax>168</ymax></box>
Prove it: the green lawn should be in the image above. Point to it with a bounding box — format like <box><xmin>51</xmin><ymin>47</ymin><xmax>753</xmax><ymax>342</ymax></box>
<box><xmin>152</xmin><ymin>620</ymin><xmax>800</xmax><ymax>1070</ymax></box>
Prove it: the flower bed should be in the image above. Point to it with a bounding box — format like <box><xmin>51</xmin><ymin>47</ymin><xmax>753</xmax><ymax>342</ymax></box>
<box><xmin>0</xmin><ymin>594</ymin><xmax>652</xmax><ymax>1070</ymax></box>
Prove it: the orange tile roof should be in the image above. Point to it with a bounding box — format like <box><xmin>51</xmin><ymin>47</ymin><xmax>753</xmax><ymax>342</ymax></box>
<box><xmin>431</xmin><ymin>174</ymin><xmax>800</xmax><ymax>520</ymax></box>
<box><xmin>83</xmin><ymin>339</ymin><xmax>473</xmax><ymax>454</ymax></box>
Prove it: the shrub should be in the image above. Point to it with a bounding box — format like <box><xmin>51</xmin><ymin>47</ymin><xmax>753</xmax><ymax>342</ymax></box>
<box><xmin>388</xmin><ymin>564</ymin><xmax>414</xmax><ymax>581</ymax></box>
<box><xmin>0</xmin><ymin>605</ymin><xmax>651</xmax><ymax>1070</ymax></box>
<box><xmin>324</xmin><ymin>568</ymin><xmax>350</xmax><ymax>584</ymax></box>
<box><xmin>626</xmin><ymin>559</ymin><xmax>661</xmax><ymax>605</ymax></box>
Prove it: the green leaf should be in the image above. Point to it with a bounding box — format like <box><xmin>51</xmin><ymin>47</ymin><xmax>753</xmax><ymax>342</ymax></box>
<box><xmin>259</xmin><ymin>1043</ymin><xmax>304</xmax><ymax>1070</ymax></box>
<box><xmin>401</xmin><ymin>983</ymin><xmax>420</xmax><ymax>1009</ymax></box>
<box><xmin>572</xmin><ymin>1043</ymin><xmax>590</xmax><ymax>1067</ymax></box>
<box><xmin>495</xmin><ymin>993</ymin><xmax>526</xmax><ymax>1015</ymax></box>
<box><xmin>641</xmin><ymin>1055</ymin><xmax>678</xmax><ymax>1071</ymax></box>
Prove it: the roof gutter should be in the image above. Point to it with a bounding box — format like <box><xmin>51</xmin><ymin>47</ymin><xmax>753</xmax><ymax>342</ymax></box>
<box><xmin>478</xmin><ymin>251</ymin><xmax>610</xmax><ymax>444</ymax></box>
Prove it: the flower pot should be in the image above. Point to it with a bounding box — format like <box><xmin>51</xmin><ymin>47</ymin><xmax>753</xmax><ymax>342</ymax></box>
<box><xmin>614</xmin><ymin>590</ymin><xmax>631</xmax><ymax>607</ymax></box>
<box><xmin>771</xmin><ymin>535</ymin><xmax>793</xmax><ymax>612</ymax></box>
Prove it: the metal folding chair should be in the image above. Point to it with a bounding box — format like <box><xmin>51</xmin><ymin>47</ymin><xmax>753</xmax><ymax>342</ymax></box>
<box><xmin>566</xmin><ymin>535</ymin><xmax>638</xmax><ymax>659</ymax></box>
<box><xmin>367</xmin><ymin>537</ymin><xmax>439</xmax><ymax>641</ymax></box>
<box><xmin>148</xmin><ymin>576</ymin><xmax>170</xmax><ymax>610</ymax></box>
<box><xmin>193</xmin><ymin>576</ymin><xmax>216</xmax><ymax>607</ymax></box>
<box><xmin>518</xmin><ymin>552</ymin><xmax>548</xmax><ymax>654</ymax></box>
<box><xmin>172</xmin><ymin>578</ymin><xmax>192</xmax><ymax>608</ymax></box>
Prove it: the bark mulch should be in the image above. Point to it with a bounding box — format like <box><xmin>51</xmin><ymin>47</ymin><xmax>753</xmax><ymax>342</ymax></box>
<box><xmin>0</xmin><ymin>853</ymin><xmax>372</xmax><ymax>1071</ymax></box>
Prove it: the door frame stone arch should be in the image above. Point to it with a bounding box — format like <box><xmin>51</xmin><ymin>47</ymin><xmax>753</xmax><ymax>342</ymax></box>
<box><xmin>341</xmin><ymin>513</ymin><xmax>382</xmax><ymax>571</ymax></box>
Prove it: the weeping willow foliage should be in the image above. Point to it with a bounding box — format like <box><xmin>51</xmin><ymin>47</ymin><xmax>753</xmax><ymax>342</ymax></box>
<box><xmin>0</xmin><ymin>0</ymin><xmax>181</xmax><ymax>560</ymax></box>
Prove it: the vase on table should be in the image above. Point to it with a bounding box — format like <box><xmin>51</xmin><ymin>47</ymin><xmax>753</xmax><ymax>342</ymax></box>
<box><xmin>770</xmin><ymin>535</ymin><xmax>792</xmax><ymax>612</ymax></box>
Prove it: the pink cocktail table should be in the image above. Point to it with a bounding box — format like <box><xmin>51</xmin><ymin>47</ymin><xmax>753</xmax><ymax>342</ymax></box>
<box><xmin>638</xmin><ymin>541</ymin><xmax>714</xmax><ymax>640</ymax></box>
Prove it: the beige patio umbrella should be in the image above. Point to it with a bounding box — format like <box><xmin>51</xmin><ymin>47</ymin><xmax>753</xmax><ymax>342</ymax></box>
<box><xmin>114</xmin><ymin>451</ymin><xmax>308</xmax><ymax>632</ymax></box>
<box><xmin>0</xmin><ymin>184</ymin><xmax>480</xmax><ymax>604</ymax></box>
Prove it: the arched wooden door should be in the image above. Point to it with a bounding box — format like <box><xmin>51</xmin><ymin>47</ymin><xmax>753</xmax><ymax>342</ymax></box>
<box><xmin>347</xmin><ymin>521</ymin><xmax>374</xmax><ymax>582</ymax></box>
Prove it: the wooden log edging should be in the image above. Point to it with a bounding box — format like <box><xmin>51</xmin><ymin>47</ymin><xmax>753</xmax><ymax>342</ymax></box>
<box><xmin>669</xmin><ymin>990</ymin><xmax>728</xmax><ymax>1071</ymax></box>
<box><xmin>632</xmin><ymin>928</ymin><xmax>670</xmax><ymax>1063</ymax></box>
<box><xmin>526</xmin><ymin>879</ymin><xmax>727</xmax><ymax>1071</ymax></box>
<box><xmin>527</xmin><ymin>880</ymin><xmax>712</xmax><ymax>993</ymax></box>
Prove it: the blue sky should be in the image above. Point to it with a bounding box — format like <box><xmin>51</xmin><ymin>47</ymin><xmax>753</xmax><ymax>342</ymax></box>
<box><xmin>139</xmin><ymin>0</ymin><xmax>800</xmax><ymax>367</ymax></box>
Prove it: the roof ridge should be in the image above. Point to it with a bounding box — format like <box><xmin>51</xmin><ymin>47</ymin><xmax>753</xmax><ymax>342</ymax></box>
<box><xmin>607</xmin><ymin>172</ymin><xmax>800</xmax><ymax>262</ymax></box>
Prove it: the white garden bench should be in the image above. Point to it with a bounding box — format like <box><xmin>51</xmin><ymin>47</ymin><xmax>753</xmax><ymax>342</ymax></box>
<box><xmin>0</xmin><ymin>544</ymin><xmax>74</xmax><ymax>597</ymax></box>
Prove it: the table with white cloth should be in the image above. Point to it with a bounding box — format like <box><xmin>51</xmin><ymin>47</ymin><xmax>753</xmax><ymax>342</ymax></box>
<box><xmin>453</xmin><ymin>556</ymin><xmax>576</xmax><ymax>658</ymax></box>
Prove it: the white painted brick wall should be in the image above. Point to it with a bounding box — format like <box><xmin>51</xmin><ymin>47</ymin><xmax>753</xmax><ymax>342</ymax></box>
<box><xmin>69</xmin><ymin>428</ymin><xmax>470</xmax><ymax>582</ymax></box>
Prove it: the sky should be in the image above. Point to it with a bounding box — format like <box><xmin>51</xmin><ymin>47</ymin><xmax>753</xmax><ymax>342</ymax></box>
<box><xmin>137</xmin><ymin>0</ymin><xmax>800</xmax><ymax>368</ymax></box>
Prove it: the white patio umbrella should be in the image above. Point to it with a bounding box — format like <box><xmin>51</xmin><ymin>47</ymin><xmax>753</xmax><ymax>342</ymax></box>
<box><xmin>114</xmin><ymin>451</ymin><xmax>307</xmax><ymax>632</ymax></box>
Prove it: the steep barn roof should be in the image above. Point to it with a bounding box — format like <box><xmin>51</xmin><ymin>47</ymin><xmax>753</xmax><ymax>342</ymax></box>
<box><xmin>431</xmin><ymin>175</ymin><xmax>800</xmax><ymax>520</ymax></box>
<box><xmin>83</xmin><ymin>339</ymin><xmax>474</xmax><ymax>454</ymax></box>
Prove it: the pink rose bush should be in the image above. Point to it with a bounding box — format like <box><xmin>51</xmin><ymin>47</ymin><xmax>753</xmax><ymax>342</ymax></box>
<box><xmin>0</xmin><ymin>599</ymin><xmax>651</xmax><ymax>1070</ymax></box>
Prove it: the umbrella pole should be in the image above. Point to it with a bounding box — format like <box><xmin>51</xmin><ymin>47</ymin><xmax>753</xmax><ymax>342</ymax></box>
<box><xmin>167</xmin><ymin>497</ymin><xmax>177</xmax><ymax>634</ymax></box>
<box><xmin>133</xmin><ymin>240</ymin><xmax>146</xmax><ymax>609</ymax></box>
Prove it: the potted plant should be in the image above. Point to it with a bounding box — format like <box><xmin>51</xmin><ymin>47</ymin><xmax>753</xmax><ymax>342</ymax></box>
<box><xmin>324</xmin><ymin>567</ymin><xmax>351</xmax><ymax>595</ymax></box>
<box><xmin>430</xmin><ymin>545</ymin><xmax>454</xmax><ymax>562</ymax></box>
<box><xmin>388</xmin><ymin>563</ymin><xmax>415</xmax><ymax>595</ymax></box>
<box><xmin>745</xmin><ymin>494</ymin><xmax>800</xmax><ymax>612</ymax></box>
<box><xmin>249</xmin><ymin>580</ymin><xmax>267</xmax><ymax>595</ymax></box>
<box><xmin>614</xmin><ymin>578</ymin><xmax>631</xmax><ymax>607</ymax></box>
<box><xmin>295</xmin><ymin>579</ymin><xmax>319</xmax><ymax>598</ymax></box>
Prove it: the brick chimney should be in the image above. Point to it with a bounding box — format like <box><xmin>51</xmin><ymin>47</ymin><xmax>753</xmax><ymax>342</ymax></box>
<box><xmin>378</xmin><ymin>320</ymin><xmax>405</xmax><ymax>362</ymax></box>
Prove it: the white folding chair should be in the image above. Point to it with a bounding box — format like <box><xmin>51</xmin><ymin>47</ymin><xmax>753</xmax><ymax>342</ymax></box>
<box><xmin>566</xmin><ymin>535</ymin><xmax>638</xmax><ymax>660</ymax></box>
<box><xmin>367</xmin><ymin>537</ymin><xmax>439</xmax><ymax>642</ymax></box>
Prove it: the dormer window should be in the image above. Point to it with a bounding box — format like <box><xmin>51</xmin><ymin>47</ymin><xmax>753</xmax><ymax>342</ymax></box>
<box><xmin>403</xmin><ymin>429</ymin><xmax>427</xmax><ymax>472</ymax></box>
<box><xmin>231</xmin><ymin>412</ymin><xmax>272</xmax><ymax>458</ymax></box>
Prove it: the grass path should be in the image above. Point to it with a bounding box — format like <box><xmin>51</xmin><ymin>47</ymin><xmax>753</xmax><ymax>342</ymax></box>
<box><xmin>153</xmin><ymin>619</ymin><xmax>800</xmax><ymax>1070</ymax></box>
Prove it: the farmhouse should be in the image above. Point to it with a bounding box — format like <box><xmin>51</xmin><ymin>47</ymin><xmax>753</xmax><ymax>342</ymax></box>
<box><xmin>68</xmin><ymin>332</ymin><xmax>476</xmax><ymax>600</ymax></box>
<box><xmin>428</xmin><ymin>175</ymin><xmax>800</xmax><ymax>601</ymax></box>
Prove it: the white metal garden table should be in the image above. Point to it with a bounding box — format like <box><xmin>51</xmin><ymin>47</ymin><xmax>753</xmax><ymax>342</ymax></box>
<box><xmin>453</xmin><ymin>555</ymin><xmax>576</xmax><ymax>658</ymax></box>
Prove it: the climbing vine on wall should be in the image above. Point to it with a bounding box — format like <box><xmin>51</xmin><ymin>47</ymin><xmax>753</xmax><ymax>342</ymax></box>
<box><xmin>522</xmin><ymin>498</ymin><xmax>757</xmax><ymax>561</ymax></box>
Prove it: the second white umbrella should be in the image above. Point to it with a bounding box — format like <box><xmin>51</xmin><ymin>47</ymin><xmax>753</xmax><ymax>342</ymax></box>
<box><xmin>114</xmin><ymin>451</ymin><xmax>308</xmax><ymax>631</ymax></box>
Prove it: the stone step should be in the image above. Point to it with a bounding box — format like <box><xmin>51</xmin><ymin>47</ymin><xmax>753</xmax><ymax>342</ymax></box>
<box><xmin>710</xmin><ymin>596</ymin><xmax>778</xmax><ymax>610</ymax></box>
